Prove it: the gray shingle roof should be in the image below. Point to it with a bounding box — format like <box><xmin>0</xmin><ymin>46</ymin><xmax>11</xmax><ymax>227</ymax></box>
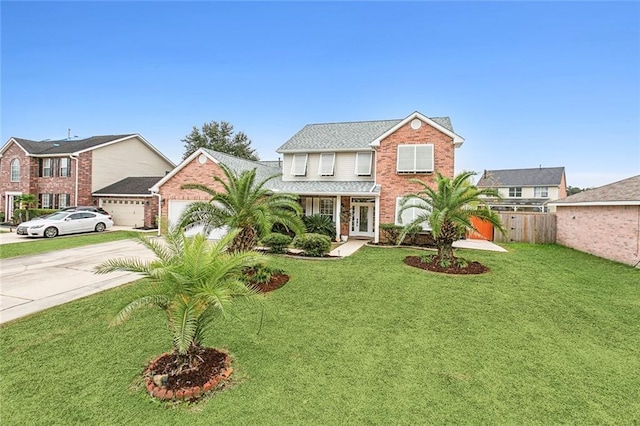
<box><xmin>276</xmin><ymin>117</ymin><xmax>454</xmax><ymax>152</ymax></box>
<box><xmin>11</xmin><ymin>135</ymin><xmax>136</xmax><ymax>155</ymax></box>
<box><xmin>203</xmin><ymin>149</ymin><xmax>378</xmax><ymax>195</ymax></box>
<box><xmin>477</xmin><ymin>167</ymin><xmax>565</xmax><ymax>187</ymax></box>
<box><xmin>552</xmin><ymin>175</ymin><xmax>640</xmax><ymax>204</ymax></box>
<box><xmin>94</xmin><ymin>177</ymin><xmax>164</xmax><ymax>195</ymax></box>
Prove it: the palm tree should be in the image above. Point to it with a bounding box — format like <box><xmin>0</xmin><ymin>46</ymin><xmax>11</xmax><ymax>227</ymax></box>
<box><xmin>399</xmin><ymin>171</ymin><xmax>505</xmax><ymax>261</ymax></box>
<box><xmin>16</xmin><ymin>193</ymin><xmax>38</xmax><ymax>221</ymax></box>
<box><xmin>179</xmin><ymin>164</ymin><xmax>305</xmax><ymax>252</ymax></box>
<box><xmin>94</xmin><ymin>227</ymin><xmax>264</xmax><ymax>372</ymax></box>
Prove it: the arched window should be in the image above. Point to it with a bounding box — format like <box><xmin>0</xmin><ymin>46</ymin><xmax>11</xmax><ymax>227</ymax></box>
<box><xmin>10</xmin><ymin>159</ymin><xmax>20</xmax><ymax>182</ymax></box>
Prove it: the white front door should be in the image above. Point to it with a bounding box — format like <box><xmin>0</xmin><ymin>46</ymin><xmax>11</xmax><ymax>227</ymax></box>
<box><xmin>5</xmin><ymin>192</ymin><xmax>22</xmax><ymax>221</ymax></box>
<box><xmin>350</xmin><ymin>202</ymin><xmax>374</xmax><ymax>238</ymax></box>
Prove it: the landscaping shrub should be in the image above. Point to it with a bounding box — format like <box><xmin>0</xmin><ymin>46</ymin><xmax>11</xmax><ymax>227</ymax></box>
<box><xmin>0</xmin><ymin>212</ymin><xmax>5</xmax><ymax>223</ymax></box>
<box><xmin>242</xmin><ymin>264</ymin><xmax>286</xmax><ymax>285</ymax></box>
<box><xmin>292</xmin><ymin>233</ymin><xmax>332</xmax><ymax>257</ymax></box>
<box><xmin>380</xmin><ymin>223</ymin><xmax>403</xmax><ymax>245</ymax></box>
<box><xmin>12</xmin><ymin>208</ymin><xmax>57</xmax><ymax>224</ymax></box>
<box><xmin>261</xmin><ymin>233</ymin><xmax>293</xmax><ymax>254</ymax></box>
<box><xmin>302</xmin><ymin>214</ymin><xmax>336</xmax><ymax>238</ymax></box>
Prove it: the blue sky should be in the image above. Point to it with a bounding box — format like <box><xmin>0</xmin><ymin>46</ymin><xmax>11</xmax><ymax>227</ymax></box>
<box><xmin>2</xmin><ymin>1</ymin><xmax>639</xmax><ymax>188</ymax></box>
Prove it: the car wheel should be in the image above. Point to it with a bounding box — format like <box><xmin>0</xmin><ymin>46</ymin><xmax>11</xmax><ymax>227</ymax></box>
<box><xmin>95</xmin><ymin>222</ymin><xmax>106</xmax><ymax>232</ymax></box>
<box><xmin>44</xmin><ymin>227</ymin><xmax>58</xmax><ymax>238</ymax></box>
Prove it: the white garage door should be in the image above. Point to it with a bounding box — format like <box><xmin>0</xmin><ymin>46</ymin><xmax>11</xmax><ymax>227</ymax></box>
<box><xmin>101</xmin><ymin>199</ymin><xmax>145</xmax><ymax>227</ymax></box>
<box><xmin>168</xmin><ymin>200</ymin><xmax>227</xmax><ymax>240</ymax></box>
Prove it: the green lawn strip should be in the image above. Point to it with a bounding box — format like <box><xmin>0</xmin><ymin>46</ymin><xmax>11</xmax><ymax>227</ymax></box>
<box><xmin>1</xmin><ymin>244</ymin><xmax>638</xmax><ymax>424</ymax></box>
<box><xmin>0</xmin><ymin>231</ymin><xmax>149</xmax><ymax>259</ymax></box>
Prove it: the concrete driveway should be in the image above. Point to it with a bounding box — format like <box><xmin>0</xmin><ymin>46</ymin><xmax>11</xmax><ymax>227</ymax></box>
<box><xmin>0</xmin><ymin>239</ymin><xmax>155</xmax><ymax>324</ymax></box>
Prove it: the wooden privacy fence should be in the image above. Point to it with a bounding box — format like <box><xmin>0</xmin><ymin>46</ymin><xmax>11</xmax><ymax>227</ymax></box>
<box><xmin>493</xmin><ymin>212</ymin><xmax>557</xmax><ymax>244</ymax></box>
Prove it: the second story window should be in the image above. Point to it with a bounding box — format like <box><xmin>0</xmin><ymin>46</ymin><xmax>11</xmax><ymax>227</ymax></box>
<box><xmin>291</xmin><ymin>154</ymin><xmax>308</xmax><ymax>176</ymax></box>
<box><xmin>10</xmin><ymin>159</ymin><xmax>20</xmax><ymax>182</ymax></box>
<box><xmin>355</xmin><ymin>152</ymin><xmax>372</xmax><ymax>176</ymax></box>
<box><xmin>534</xmin><ymin>187</ymin><xmax>548</xmax><ymax>197</ymax></box>
<box><xmin>59</xmin><ymin>158</ymin><xmax>70</xmax><ymax>177</ymax></box>
<box><xmin>42</xmin><ymin>158</ymin><xmax>53</xmax><ymax>177</ymax></box>
<box><xmin>509</xmin><ymin>187</ymin><xmax>522</xmax><ymax>197</ymax></box>
<box><xmin>397</xmin><ymin>144</ymin><xmax>434</xmax><ymax>174</ymax></box>
<box><xmin>318</xmin><ymin>153</ymin><xmax>335</xmax><ymax>176</ymax></box>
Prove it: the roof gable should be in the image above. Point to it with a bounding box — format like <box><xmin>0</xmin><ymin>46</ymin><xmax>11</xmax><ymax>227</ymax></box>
<box><xmin>551</xmin><ymin>175</ymin><xmax>640</xmax><ymax>205</ymax></box>
<box><xmin>477</xmin><ymin>167</ymin><xmax>566</xmax><ymax>187</ymax></box>
<box><xmin>2</xmin><ymin>134</ymin><xmax>136</xmax><ymax>156</ymax></box>
<box><xmin>370</xmin><ymin>111</ymin><xmax>464</xmax><ymax>147</ymax></box>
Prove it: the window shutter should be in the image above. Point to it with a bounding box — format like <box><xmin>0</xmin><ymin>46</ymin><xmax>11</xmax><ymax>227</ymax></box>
<box><xmin>291</xmin><ymin>154</ymin><xmax>308</xmax><ymax>176</ymax></box>
<box><xmin>318</xmin><ymin>153</ymin><xmax>335</xmax><ymax>176</ymax></box>
<box><xmin>355</xmin><ymin>152</ymin><xmax>372</xmax><ymax>176</ymax></box>
<box><xmin>415</xmin><ymin>145</ymin><xmax>434</xmax><ymax>172</ymax></box>
<box><xmin>397</xmin><ymin>146</ymin><xmax>414</xmax><ymax>173</ymax></box>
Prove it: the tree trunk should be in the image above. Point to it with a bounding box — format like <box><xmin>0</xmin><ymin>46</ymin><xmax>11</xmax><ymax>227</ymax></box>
<box><xmin>436</xmin><ymin>221</ymin><xmax>459</xmax><ymax>261</ymax></box>
<box><xmin>230</xmin><ymin>226</ymin><xmax>257</xmax><ymax>253</ymax></box>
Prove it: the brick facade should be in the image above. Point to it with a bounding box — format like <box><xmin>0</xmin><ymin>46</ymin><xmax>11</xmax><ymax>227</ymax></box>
<box><xmin>375</xmin><ymin>120</ymin><xmax>455</xmax><ymax>225</ymax></box>
<box><xmin>556</xmin><ymin>205</ymin><xmax>640</xmax><ymax>267</ymax></box>
<box><xmin>158</xmin><ymin>156</ymin><xmax>227</xmax><ymax>221</ymax></box>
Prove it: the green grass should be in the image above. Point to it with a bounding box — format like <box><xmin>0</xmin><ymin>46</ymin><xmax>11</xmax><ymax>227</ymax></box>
<box><xmin>0</xmin><ymin>231</ymin><xmax>151</xmax><ymax>259</ymax></box>
<box><xmin>1</xmin><ymin>244</ymin><xmax>639</xmax><ymax>424</ymax></box>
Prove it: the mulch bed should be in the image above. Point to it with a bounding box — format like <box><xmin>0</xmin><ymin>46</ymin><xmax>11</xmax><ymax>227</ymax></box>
<box><xmin>145</xmin><ymin>347</ymin><xmax>232</xmax><ymax>401</ymax></box>
<box><xmin>404</xmin><ymin>256</ymin><xmax>489</xmax><ymax>275</ymax></box>
<box><xmin>250</xmin><ymin>273</ymin><xmax>290</xmax><ymax>293</ymax></box>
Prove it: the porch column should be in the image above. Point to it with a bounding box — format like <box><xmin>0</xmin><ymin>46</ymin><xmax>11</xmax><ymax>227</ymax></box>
<box><xmin>374</xmin><ymin>196</ymin><xmax>380</xmax><ymax>243</ymax></box>
<box><xmin>335</xmin><ymin>195</ymin><xmax>341</xmax><ymax>241</ymax></box>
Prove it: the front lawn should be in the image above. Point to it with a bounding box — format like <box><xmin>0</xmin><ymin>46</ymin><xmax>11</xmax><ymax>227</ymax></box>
<box><xmin>0</xmin><ymin>230</ymin><xmax>150</xmax><ymax>259</ymax></box>
<box><xmin>1</xmin><ymin>244</ymin><xmax>638</xmax><ymax>424</ymax></box>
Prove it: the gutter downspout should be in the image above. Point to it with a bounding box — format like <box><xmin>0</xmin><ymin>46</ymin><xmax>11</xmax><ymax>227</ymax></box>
<box><xmin>70</xmin><ymin>154</ymin><xmax>79</xmax><ymax>206</ymax></box>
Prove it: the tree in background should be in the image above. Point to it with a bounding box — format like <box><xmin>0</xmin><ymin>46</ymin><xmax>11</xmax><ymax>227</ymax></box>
<box><xmin>182</xmin><ymin>121</ymin><xmax>259</xmax><ymax>161</ymax></box>
<box><xmin>567</xmin><ymin>186</ymin><xmax>583</xmax><ymax>196</ymax></box>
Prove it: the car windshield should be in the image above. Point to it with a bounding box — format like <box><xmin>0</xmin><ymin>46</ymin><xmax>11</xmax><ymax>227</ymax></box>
<box><xmin>47</xmin><ymin>212</ymin><xmax>69</xmax><ymax>220</ymax></box>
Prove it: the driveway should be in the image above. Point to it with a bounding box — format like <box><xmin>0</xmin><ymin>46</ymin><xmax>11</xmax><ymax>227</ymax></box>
<box><xmin>0</xmin><ymin>239</ymin><xmax>155</xmax><ymax>324</ymax></box>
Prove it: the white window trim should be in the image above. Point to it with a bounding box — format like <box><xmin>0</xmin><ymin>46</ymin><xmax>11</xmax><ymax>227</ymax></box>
<box><xmin>318</xmin><ymin>153</ymin><xmax>335</xmax><ymax>176</ymax></box>
<box><xmin>396</xmin><ymin>144</ymin><xmax>434</xmax><ymax>174</ymax></box>
<box><xmin>534</xmin><ymin>186</ymin><xmax>548</xmax><ymax>198</ymax></box>
<box><xmin>43</xmin><ymin>158</ymin><xmax>53</xmax><ymax>177</ymax></box>
<box><xmin>509</xmin><ymin>187</ymin><xmax>523</xmax><ymax>198</ymax></box>
<box><xmin>319</xmin><ymin>197</ymin><xmax>335</xmax><ymax>220</ymax></box>
<box><xmin>395</xmin><ymin>196</ymin><xmax>431</xmax><ymax>230</ymax></box>
<box><xmin>291</xmin><ymin>153</ymin><xmax>308</xmax><ymax>176</ymax></box>
<box><xmin>355</xmin><ymin>152</ymin><xmax>372</xmax><ymax>176</ymax></box>
<box><xmin>59</xmin><ymin>158</ymin><xmax>70</xmax><ymax>177</ymax></box>
<box><xmin>10</xmin><ymin>159</ymin><xmax>20</xmax><ymax>182</ymax></box>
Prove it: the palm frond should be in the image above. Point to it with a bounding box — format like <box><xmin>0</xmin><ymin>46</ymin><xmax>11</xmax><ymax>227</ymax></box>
<box><xmin>110</xmin><ymin>295</ymin><xmax>170</xmax><ymax>327</ymax></box>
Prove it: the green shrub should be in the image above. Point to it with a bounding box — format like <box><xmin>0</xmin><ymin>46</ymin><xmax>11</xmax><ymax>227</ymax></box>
<box><xmin>302</xmin><ymin>214</ymin><xmax>336</xmax><ymax>238</ymax></box>
<box><xmin>261</xmin><ymin>232</ymin><xmax>293</xmax><ymax>254</ymax></box>
<box><xmin>242</xmin><ymin>264</ymin><xmax>286</xmax><ymax>285</ymax></box>
<box><xmin>12</xmin><ymin>208</ymin><xmax>57</xmax><ymax>224</ymax></box>
<box><xmin>380</xmin><ymin>223</ymin><xmax>403</xmax><ymax>245</ymax></box>
<box><xmin>0</xmin><ymin>211</ymin><xmax>5</xmax><ymax>223</ymax></box>
<box><xmin>292</xmin><ymin>233</ymin><xmax>332</xmax><ymax>257</ymax></box>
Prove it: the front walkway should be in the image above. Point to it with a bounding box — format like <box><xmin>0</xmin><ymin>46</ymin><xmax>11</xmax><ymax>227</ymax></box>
<box><xmin>329</xmin><ymin>237</ymin><xmax>506</xmax><ymax>257</ymax></box>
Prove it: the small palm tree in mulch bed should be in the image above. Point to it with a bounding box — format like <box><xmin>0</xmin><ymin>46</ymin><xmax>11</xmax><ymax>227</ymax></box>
<box><xmin>94</xmin><ymin>227</ymin><xmax>266</xmax><ymax>402</ymax></box>
<box><xmin>398</xmin><ymin>171</ymin><xmax>506</xmax><ymax>275</ymax></box>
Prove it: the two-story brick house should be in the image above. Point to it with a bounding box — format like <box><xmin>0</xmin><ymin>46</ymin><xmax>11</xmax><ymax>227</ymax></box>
<box><xmin>476</xmin><ymin>167</ymin><xmax>567</xmax><ymax>213</ymax></box>
<box><xmin>0</xmin><ymin>134</ymin><xmax>174</xmax><ymax>226</ymax></box>
<box><xmin>153</xmin><ymin>111</ymin><xmax>464</xmax><ymax>243</ymax></box>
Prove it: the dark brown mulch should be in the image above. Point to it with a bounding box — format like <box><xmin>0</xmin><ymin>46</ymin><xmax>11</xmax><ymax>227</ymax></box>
<box><xmin>149</xmin><ymin>348</ymin><xmax>227</xmax><ymax>391</ymax></box>
<box><xmin>250</xmin><ymin>273</ymin><xmax>290</xmax><ymax>293</ymax></box>
<box><xmin>404</xmin><ymin>255</ymin><xmax>489</xmax><ymax>275</ymax></box>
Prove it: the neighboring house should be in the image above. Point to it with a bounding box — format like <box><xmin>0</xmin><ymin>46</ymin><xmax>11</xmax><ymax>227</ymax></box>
<box><xmin>153</xmin><ymin>111</ymin><xmax>465</xmax><ymax>243</ymax></box>
<box><xmin>476</xmin><ymin>167</ymin><xmax>567</xmax><ymax>212</ymax></box>
<box><xmin>550</xmin><ymin>175</ymin><xmax>640</xmax><ymax>267</ymax></box>
<box><xmin>0</xmin><ymin>134</ymin><xmax>175</xmax><ymax>226</ymax></box>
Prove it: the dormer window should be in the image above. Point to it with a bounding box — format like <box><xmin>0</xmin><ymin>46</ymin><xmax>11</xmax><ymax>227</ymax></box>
<box><xmin>291</xmin><ymin>153</ymin><xmax>308</xmax><ymax>176</ymax></box>
<box><xmin>397</xmin><ymin>144</ymin><xmax>433</xmax><ymax>174</ymax></box>
<box><xmin>318</xmin><ymin>153</ymin><xmax>335</xmax><ymax>176</ymax></box>
<box><xmin>355</xmin><ymin>152</ymin><xmax>372</xmax><ymax>176</ymax></box>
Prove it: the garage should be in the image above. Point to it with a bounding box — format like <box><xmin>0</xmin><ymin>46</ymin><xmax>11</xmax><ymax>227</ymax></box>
<box><xmin>168</xmin><ymin>200</ymin><xmax>227</xmax><ymax>239</ymax></box>
<box><xmin>101</xmin><ymin>198</ymin><xmax>145</xmax><ymax>227</ymax></box>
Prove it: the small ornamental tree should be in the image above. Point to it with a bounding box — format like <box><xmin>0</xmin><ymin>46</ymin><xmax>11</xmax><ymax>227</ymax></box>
<box><xmin>399</xmin><ymin>171</ymin><xmax>506</xmax><ymax>263</ymax></box>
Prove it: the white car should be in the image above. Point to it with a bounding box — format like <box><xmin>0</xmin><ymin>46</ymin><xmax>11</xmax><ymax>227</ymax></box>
<box><xmin>16</xmin><ymin>211</ymin><xmax>114</xmax><ymax>238</ymax></box>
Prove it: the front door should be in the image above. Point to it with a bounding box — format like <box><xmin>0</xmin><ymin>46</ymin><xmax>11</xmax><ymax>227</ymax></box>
<box><xmin>5</xmin><ymin>192</ymin><xmax>22</xmax><ymax>222</ymax></box>
<box><xmin>350</xmin><ymin>202</ymin><xmax>374</xmax><ymax>238</ymax></box>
